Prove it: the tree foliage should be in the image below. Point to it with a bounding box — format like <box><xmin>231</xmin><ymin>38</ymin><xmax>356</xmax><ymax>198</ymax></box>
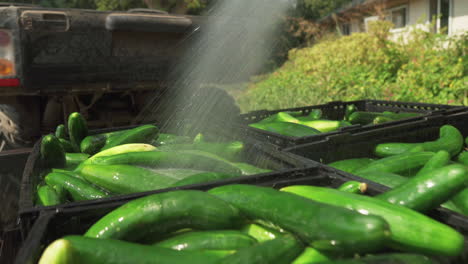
<box><xmin>296</xmin><ymin>0</ymin><xmax>352</xmax><ymax>20</ymax></box>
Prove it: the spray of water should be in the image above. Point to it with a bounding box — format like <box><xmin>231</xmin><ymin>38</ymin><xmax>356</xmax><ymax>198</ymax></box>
<box><xmin>141</xmin><ymin>0</ymin><xmax>292</xmax><ymax>136</ymax></box>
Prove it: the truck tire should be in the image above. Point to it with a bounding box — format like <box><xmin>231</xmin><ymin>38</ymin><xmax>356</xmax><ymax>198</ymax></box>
<box><xmin>0</xmin><ymin>104</ymin><xmax>35</xmax><ymax>149</ymax></box>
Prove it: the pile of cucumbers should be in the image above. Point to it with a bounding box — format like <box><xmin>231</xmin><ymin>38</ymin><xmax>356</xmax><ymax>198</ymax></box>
<box><xmin>328</xmin><ymin>124</ymin><xmax>468</xmax><ymax>216</ymax></box>
<box><xmin>36</xmin><ymin>112</ymin><xmax>271</xmax><ymax>206</ymax></box>
<box><xmin>38</xmin><ymin>183</ymin><xmax>464</xmax><ymax>263</ymax></box>
<box><xmin>248</xmin><ymin>105</ymin><xmax>421</xmax><ymax>137</ymax></box>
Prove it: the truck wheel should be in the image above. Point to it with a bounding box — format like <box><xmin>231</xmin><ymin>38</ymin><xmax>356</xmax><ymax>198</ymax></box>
<box><xmin>0</xmin><ymin>104</ymin><xmax>34</xmax><ymax>148</ymax></box>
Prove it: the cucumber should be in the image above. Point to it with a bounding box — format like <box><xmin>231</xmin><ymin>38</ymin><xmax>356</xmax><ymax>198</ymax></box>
<box><xmin>382</xmin><ymin>111</ymin><xmax>421</xmax><ymax>119</ymax></box>
<box><xmin>153</xmin><ymin>230</ymin><xmax>257</xmax><ymax>251</ymax></box>
<box><xmin>258</xmin><ymin>112</ymin><xmax>300</xmax><ymax>124</ymax></box>
<box><xmin>102</xmin><ymin>125</ymin><xmax>159</xmax><ymax>151</ymax></box>
<box><xmin>85</xmin><ymin>190</ymin><xmax>244</xmax><ymax>241</ymax></box>
<box><xmin>348</xmin><ymin>112</ymin><xmax>383</xmax><ymax>124</ymax></box>
<box><xmin>171</xmin><ymin>172</ymin><xmax>235</xmax><ymax>187</ymax></box>
<box><xmin>39</xmin><ymin>236</ymin><xmax>227</xmax><ymax>264</ymax></box>
<box><xmin>241</xmin><ymin>223</ymin><xmax>282</xmax><ymax>242</ymax></box>
<box><xmin>344</xmin><ymin>104</ymin><xmax>357</xmax><ymax>121</ymax></box>
<box><xmin>40</xmin><ymin>134</ymin><xmax>66</xmax><ymax>168</ymax></box>
<box><xmin>355</xmin><ymin>152</ymin><xmax>435</xmax><ymax>175</ymax></box>
<box><xmin>249</xmin><ymin>122</ymin><xmax>321</xmax><ymax>137</ymax></box>
<box><xmin>153</xmin><ymin>133</ymin><xmax>192</xmax><ymax>146</ymax></box>
<box><xmin>451</xmin><ymin>188</ymin><xmax>468</xmax><ymax>215</ymax></box>
<box><xmin>355</xmin><ymin>171</ymin><xmax>407</xmax><ymax>188</ymax></box>
<box><xmin>338</xmin><ymin>181</ymin><xmax>367</xmax><ymax>194</ymax></box>
<box><xmin>218</xmin><ymin>235</ymin><xmax>303</xmax><ymax>264</ymax></box>
<box><xmin>87</xmin><ymin>150</ymin><xmax>242</xmax><ymax>175</ymax></box>
<box><xmin>208</xmin><ymin>185</ymin><xmax>391</xmax><ymax>253</ymax></box>
<box><xmin>315</xmin><ymin>253</ymin><xmax>436</xmax><ymax>264</ymax></box>
<box><xmin>292</xmin><ymin>247</ymin><xmax>330</xmax><ymax>264</ymax></box>
<box><xmin>68</xmin><ymin>112</ymin><xmax>88</xmax><ymax>152</ymax></box>
<box><xmin>80</xmin><ymin>130</ymin><xmax>127</xmax><ymax>155</ymax></box>
<box><xmin>373</xmin><ymin>116</ymin><xmax>396</xmax><ymax>124</ymax></box>
<box><xmin>376</xmin><ymin>164</ymin><xmax>468</xmax><ymax>212</ymax></box>
<box><xmin>65</xmin><ymin>153</ymin><xmax>90</xmax><ymax>170</ymax></box>
<box><xmin>160</xmin><ymin>141</ymin><xmax>245</xmax><ymax>162</ymax></box>
<box><xmin>298</xmin><ymin>120</ymin><xmax>342</xmax><ymax>133</ymax></box>
<box><xmin>281</xmin><ymin>185</ymin><xmax>464</xmax><ymax>256</ymax></box>
<box><xmin>308</xmin><ymin>109</ymin><xmax>323</xmax><ymax>120</ymax></box>
<box><xmin>339</xmin><ymin>120</ymin><xmax>352</xmax><ymax>127</ymax></box>
<box><xmin>375</xmin><ymin>125</ymin><xmax>464</xmax><ymax>157</ymax></box>
<box><xmin>84</xmin><ymin>143</ymin><xmax>156</xmax><ymax>164</ymax></box>
<box><xmin>79</xmin><ymin>164</ymin><xmax>178</xmax><ymax>194</ymax></box>
<box><xmin>45</xmin><ymin>172</ymin><xmax>109</xmax><ymax>201</ymax></box>
<box><xmin>36</xmin><ymin>185</ymin><xmax>62</xmax><ymax>206</ymax></box>
<box><xmin>58</xmin><ymin>139</ymin><xmax>75</xmax><ymax>153</ymax></box>
<box><xmin>456</xmin><ymin>151</ymin><xmax>468</xmax><ymax>166</ymax></box>
<box><xmin>415</xmin><ymin>150</ymin><xmax>450</xmax><ymax>177</ymax></box>
<box><xmin>55</xmin><ymin>124</ymin><xmax>66</xmax><ymax>139</ymax></box>
<box><xmin>328</xmin><ymin>158</ymin><xmax>375</xmax><ymax>173</ymax></box>
<box><xmin>232</xmin><ymin>162</ymin><xmax>272</xmax><ymax>175</ymax></box>
<box><xmin>52</xmin><ymin>168</ymin><xmax>84</xmax><ymax>179</ymax></box>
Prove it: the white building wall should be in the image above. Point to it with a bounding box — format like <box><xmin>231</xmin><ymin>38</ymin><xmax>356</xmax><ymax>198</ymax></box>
<box><xmin>451</xmin><ymin>0</ymin><xmax>468</xmax><ymax>35</ymax></box>
<box><xmin>408</xmin><ymin>0</ymin><xmax>430</xmax><ymax>25</ymax></box>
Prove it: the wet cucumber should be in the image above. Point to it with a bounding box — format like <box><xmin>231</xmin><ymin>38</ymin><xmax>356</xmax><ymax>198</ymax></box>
<box><xmin>451</xmin><ymin>188</ymin><xmax>468</xmax><ymax>215</ymax></box>
<box><xmin>292</xmin><ymin>247</ymin><xmax>330</xmax><ymax>264</ymax></box>
<box><xmin>281</xmin><ymin>185</ymin><xmax>464</xmax><ymax>256</ymax></box>
<box><xmin>55</xmin><ymin>124</ymin><xmax>66</xmax><ymax>139</ymax></box>
<box><xmin>348</xmin><ymin>112</ymin><xmax>384</xmax><ymax>124</ymax></box>
<box><xmin>344</xmin><ymin>104</ymin><xmax>357</xmax><ymax>121</ymax></box>
<box><xmin>159</xmin><ymin>141</ymin><xmax>245</xmax><ymax>162</ymax></box>
<box><xmin>218</xmin><ymin>235</ymin><xmax>303</xmax><ymax>264</ymax></box>
<box><xmin>258</xmin><ymin>112</ymin><xmax>300</xmax><ymax>124</ymax></box>
<box><xmin>315</xmin><ymin>253</ymin><xmax>436</xmax><ymax>264</ymax></box>
<box><xmin>58</xmin><ymin>139</ymin><xmax>75</xmax><ymax>153</ymax></box>
<box><xmin>382</xmin><ymin>111</ymin><xmax>421</xmax><ymax>119</ymax></box>
<box><xmin>68</xmin><ymin>112</ymin><xmax>88</xmax><ymax>152</ymax></box>
<box><xmin>249</xmin><ymin>122</ymin><xmax>321</xmax><ymax>137</ymax></box>
<box><xmin>45</xmin><ymin>172</ymin><xmax>109</xmax><ymax>201</ymax></box>
<box><xmin>80</xmin><ymin>130</ymin><xmax>127</xmax><ymax>155</ymax></box>
<box><xmin>65</xmin><ymin>153</ymin><xmax>90</xmax><ymax>169</ymax></box>
<box><xmin>85</xmin><ymin>190</ymin><xmax>244</xmax><ymax>241</ymax></box>
<box><xmin>338</xmin><ymin>181</ymin><xmax>367</xmax><ymax>194</ymax></box>
<box><xmin>298</xmin><ymin>120</ymin><xmax>342</xmax><ymax>133</ymax></box>
<box><xmin>208</xmin><ymin>185</ymin><xmax>391</xmax><ymax>253</ymax></box>
<box><xmin>355</xmin><ymin>171</ymin><xmax>407</xmax><ymax>188</ymax></box>
<box><xmin>153</xmin><ymin>230</ymin><xmax>257</xmax><ymax>251</ymax></box>
<box><xmin>375</xmin><ymin>125</ymin><xmax>464</xmax><ymax>157</ymax></box>
<box><xmin>101</xmin><ymin>125</ymin><xmax>159</xmax><ymax>151</ymax></box>
<box><xmin>36</xmin><ymin>185</ymin><xmax>62</xmax><ymax>206</ymax></box>
<box><xmin>41</xmin><ymin>134</ymin><xmax>66</xmax><ymax>168</ymax></box>
<box><xmin>355</xmin><ymin>152</ymin><xmax>435</xmax><ymax>175</ymax></box>
<box><xmin>373</xmin><ymin>116</ymin><xmax>396</xmax><ymax>124</ymax></box>
<box><xmin>328</xmin><ymin>158</ymin><xmax>375</xmax><ymax>173</ymax></box>
<box><xmin>83</xmin><ymin>143</ymin><xmax>156</xmax><ymax>165</ymax></box>
<box><xmin>376</xmin><ymin>164</ymin><xmax>468</xmax><ymax>212</ymax></box>
<box><xmin>414</xmin><ymin>150</ymin><xmax>450</xmax><ymax>177</ymax></box>
<box><xmin>241</xmin><ymin>223</ymin><xmax>282</xmax><ymax>243</ymax></box>
<box><xmin>39</xmin><ymin>235</ymin><xmax>227</xmax><ymax>264</ymax></box>
<box><xmin>232</xmin><ymin>162</ymin><xmax>272</xmax><ymax>175</ymax></box>
<box><xmin>170</xmin><ymin>172</ymin><xmax>235</xmax><ymax>187</ymax></box>
<box><xmin>87</xmin><ymin>150</ymin><xmax>242</xmax><ymax>175</ymax></box>
<box><xmin>456</xmin><ymin>151</ymin><xmax>468</xmax><ymax>166</ymax></box>
<box><xmin>79</xmin><ymin>164</ymin><xmax>178</xmax><ymax>194</ymax></box>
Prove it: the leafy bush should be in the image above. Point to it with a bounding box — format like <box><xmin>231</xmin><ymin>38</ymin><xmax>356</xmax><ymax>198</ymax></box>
<box><xmin>238</xmin><ymin>21</ymin><xmax>468</xmax><ymax>112</ymax></box>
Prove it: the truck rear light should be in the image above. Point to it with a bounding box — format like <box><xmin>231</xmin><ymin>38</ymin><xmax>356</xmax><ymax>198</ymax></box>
<box><xmin>0</xmin><ymin>29</ymin><xmax>15</xmax><ymax>76</ymax></box>
<box><xmin>0</xmin><ymin>78</ymin><xmax>20</xmax><ymax>87</ymax></box>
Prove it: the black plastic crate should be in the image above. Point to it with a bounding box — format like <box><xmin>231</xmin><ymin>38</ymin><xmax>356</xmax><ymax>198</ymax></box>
<box><xmin>14</xmin><ymin>165</ymin><xmax>468</xmax><ymax>264</ymax></box>
<box><xmin>18</xmin><ymin>126</ymin><xmax>313</xmax><ymax>235</ymax></box>
<box><xmin>240</xmin><ymin>100</ymin><xmax>467</xmax><ymax>148</ymax></box>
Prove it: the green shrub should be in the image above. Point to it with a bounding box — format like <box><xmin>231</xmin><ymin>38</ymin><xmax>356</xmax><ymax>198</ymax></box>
<box><xmin>238</xmin><ymin>21</ymin><xmax>468</xmax><ymax>112</ymax></box>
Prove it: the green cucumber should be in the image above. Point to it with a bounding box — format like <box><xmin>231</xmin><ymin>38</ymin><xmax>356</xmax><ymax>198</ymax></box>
<box><xmin>68</xmin><ymin>112</ymin><xmax>88</xmax><ymax>152</ymax></box>
<box><xmin>338</xmin><ymin>181</ymin><xmax>367</xmax><ymax>194</ymax></box>
<box><xmin>281</xmin><ymin>185</ymin><xmax>464</xmax><ymax>256</ymax></box>
<box><xmin>344</xmin><ymin>104</ymin><xmax>357</xmax><ymax>121</ymax></box>
<box><xmin>451</xmin><ymin>188</ymin><xmax>468</xmax><ymax>215</ymax></box>
<box><xmin>154</xmin><ymin>230</ymin><xmax>257</xmax><ymax>251</ymax></box>
<box><xmin>82</xmin><ymin>143</ymin><xmax>156</xmax><ymax>166</ymax></box>
<box><xmin>36</xmin><ymin>185</ymin><xmax>62</xmax><ymax>206</ymax></box>
<box><xmin>355</xmin><ymin>171</ymin><xmax>407</xmax><ymax>188</ymax></box>
<box><xmin>355</xmin><ymin>152</ymin><xmax>435</xmax><ymax>175</ymax></box>
<box><xmin>80</xmin><ymin>130</ymin><xmax>127</xmax><ymax>155</ymax></box>
<box><xmin>292</xmin><ymin>247</ymin><xmax>330</xmax><ymax>264</ymax></box>
<box><xmin>308</xmin><ymin>109</ymin><xmax>323</xmax><ymax>120</ymax></box>
<box><xmin>85</xmin><ymin>190</ymin><xmax>244</xmax><ymax>241</ymax></box>
<box><xmin>171</xmin><ymin>172</ymin><xmax>235</xmax><ymax>187</ymax></box>
<box><xmin>456</xmin><ymin>151</ymin><xmax>468</xmax><ymax>166</ymax></box>
<box><xmin>298</xmin><ymin>120</ymin><xmax>342</xmax><ymax>133</ymax></box>
<box><xmin>373</xmin><ymin>116</ymin><xmax>396</xmax><ymax>124</ymax></box>
<box><xmin>415</xmin><ymin>150</ymin><xmax>450</xmax><ymax>177</ymax></box>
<box><xmin>382</xmin><ymin>111</ymin><xmax>422</xmax><ymax>119</ymax></box>
<box><xmin>45</xmin><ymin>172</ymin><xmax>109</xmax><ymax>201</ymax></box>
<box><xmin>258</xmin><ymin>112</ymin><xmax>300</xmax><ymax>124</ymax></box>
<box><xmin>41</xmin><ymin>134</ymin><xmax>66</xmax><ymax>168</ymax></box>
<box><xmin>232</xmin><ymin>162</ymin><xmax>272</xmax><ymax>175</ymax></box>
<box><xmin>55</xmin><ymin>124</ymin><xmax>66</xmax><ymax>139</ymax></box>
<box><xmin>315</xmin><ymin>253</ymin><xmax>436</xmax><ymax>264</ymax></box>
<box><xmin>339</xmin><ymin>120</ymin><xmax>352</xmax><ymax>127</ymax></box>
<box><xmin>153</xmin><ymin>133</ymin><xmax>192</xmax><ymax>146</ymax></box>
<box><xmin>65</xmin><ymin>153</ymin><xmax>90</xmax><ymax>170</ymax></box>
<box><xmin>218</xmin><ymin>235</ymin><xmax>303</xmax><ymax>264</ymax></box>
<box><xmin>39</xmin><ymin>236</ymin><xmax>227</xmax><ymax>264</ymax></box>
<box><xmin>87</xmin><ymin>150</ymin><xmax>242</xmax><ymax>175</ymax></box>
<box><xmin>102</xmin><ymin>125</ymin><xmax>159</xmax><ymax>150</ymax></box>
<box><xmin>348</xmin><ymin>112</ymin><xmax>383</xmax><ymax>124</ymax></box>
<box><xmin>58</xmin><ymin>139</ymin><xmax>75</xmax><ymax>153</ymax></box>
<box><xmin>377</xmin><ymin>164</ymin><xmax>468</xmax><ymax>212</ymax></box>
<box><xmin>52</xmin><ymin>168</ymin><xmax>84</xmax><ymax>179</ymax></box>
<box><xmin>249</xmin><ymin>122</ymin><xmax>321</xmax><ymax>137</ymax></box>
<box><xmin>241</xmin><ymin>223</ymin><xmax>282</xmax><ymax>242</ymax></box>
<box><xmin>328</xmin><ymin>158</ymin><xmax>375</xmax><ymax>173</ymax></box>
<box><xmin>79</xmin><ymin>165</ymin><xmax>178</xmax><ymax>194</ymax></box>
<box><xmin>208</xmin><ymin>185</ymin><xmax>391</xmax><ymax>253</ymax></box>
<box><xmin>375</xmin><ymin>125</ymin><xmax>464</xmax><ymax>157</ymax></box>
<box><xmin>160</xmin><ymin>141</ymin><xmax>245</xmax><ymax>162</ymax></box>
